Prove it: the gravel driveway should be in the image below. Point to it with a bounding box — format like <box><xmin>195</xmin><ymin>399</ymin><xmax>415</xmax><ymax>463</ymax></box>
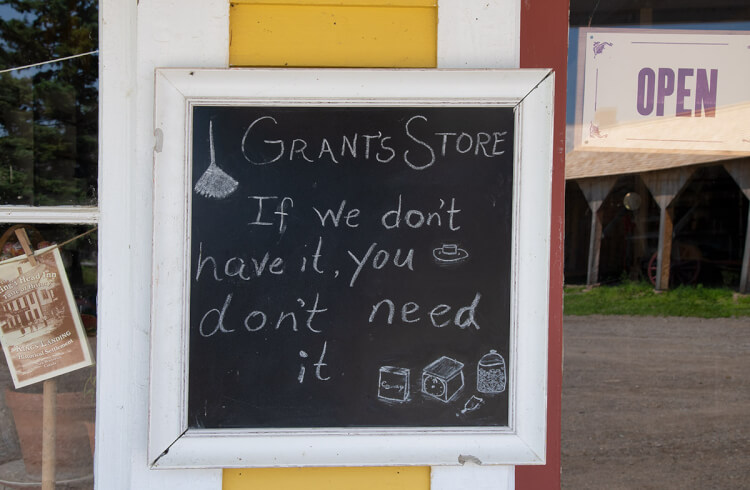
<box><xmin>562</xmin><ymin>315</ymin><xmax>750</xmax><ymax>489</ymax></box>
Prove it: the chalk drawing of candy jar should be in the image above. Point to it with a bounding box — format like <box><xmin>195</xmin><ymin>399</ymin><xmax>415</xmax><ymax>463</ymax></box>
<box><xmin>477</xmin><ymin>350</ymin><xmax>506</xmax><ymax>394</ymax></box>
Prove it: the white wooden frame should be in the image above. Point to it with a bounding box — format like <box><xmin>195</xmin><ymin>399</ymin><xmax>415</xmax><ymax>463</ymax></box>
<box><xmin>100</xmin><ymin>0</ymin><xmax>524</xmax><ymax>487</ymax></box>
<box><xmin>149</xmin><ymin>68</ymin><xmax>553</xmax><ymax>469</ymax></box>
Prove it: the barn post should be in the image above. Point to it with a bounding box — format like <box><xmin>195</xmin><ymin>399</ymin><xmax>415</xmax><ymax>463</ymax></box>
<box><xmin>723</xmin><ymin>160</ymin><xmax>750</xmax><ymax>294</ymax></box>
<box><xmin>641</xmin><ymin>168</ymin><xmax>694</xmax><ymax>290</ymax></box>
<box><xmin>577</xmin><ymin>177</ymin><xmax>617</xmax><ymax>285</ymax></box>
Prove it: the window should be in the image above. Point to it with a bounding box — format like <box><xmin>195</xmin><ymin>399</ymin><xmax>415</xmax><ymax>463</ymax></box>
<box><xmin>563</xmin><ymin>1</ymin><xmax>750</xmax><ymax>488</ymax></box>
<box><xmin>0</xmin><ymin>1</ymin><xmax>98</xmax><ymax>487</ymax></box>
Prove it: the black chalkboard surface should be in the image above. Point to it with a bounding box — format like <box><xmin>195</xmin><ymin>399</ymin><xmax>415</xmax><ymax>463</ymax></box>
<box><xmin>187</xmin><ymin>105</ymin><xmax>514</xmax><ymax>429</ymax></box>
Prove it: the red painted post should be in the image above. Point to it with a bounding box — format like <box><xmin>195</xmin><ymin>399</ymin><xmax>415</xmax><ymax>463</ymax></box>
<box><xmin>517</xmin><ymin>0</ymin><xmax>568</xmax><ymax>488</ymax></box>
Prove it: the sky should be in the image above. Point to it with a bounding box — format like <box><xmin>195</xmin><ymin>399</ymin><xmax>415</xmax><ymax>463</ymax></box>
<box><xmin>0</xmin><ymin>4</ymin><xmax>23</xmax><ymax>21</ymax></box>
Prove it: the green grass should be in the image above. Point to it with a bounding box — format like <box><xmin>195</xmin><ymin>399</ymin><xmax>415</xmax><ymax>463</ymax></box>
<box><xmin>81</xmin><ymin>265</ymin><xmax>97</xmax><ymax>286</ymax></box>
<box><xmin>564</xmin><ymin>281</ymin><xmax>750</xmax><ymax>318</ymax></box>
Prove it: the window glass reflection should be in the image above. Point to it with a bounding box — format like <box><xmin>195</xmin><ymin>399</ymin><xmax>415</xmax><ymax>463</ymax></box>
<box><xmin>564</xmin><ymin>2</ymin><xmax>750</xmax><ymax>488</ymax></box>
<box><xmin>0</xmin><ymin>1</ymin><xmax>98</xmax><ymax>205</ymax></box>
<box><xmin>0</xmin><ymin>224</ymin><xmax>96</xmax><ymax>488</ymax></box>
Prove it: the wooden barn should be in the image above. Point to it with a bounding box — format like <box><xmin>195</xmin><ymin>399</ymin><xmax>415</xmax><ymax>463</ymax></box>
<box><xmin>565</xmin><ymin>149</ymin><xmax>750</xmax><ymax>291</ymax></box>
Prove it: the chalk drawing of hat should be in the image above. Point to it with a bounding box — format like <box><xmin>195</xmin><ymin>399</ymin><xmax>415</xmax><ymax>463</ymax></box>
<box><xmin>433</xmin><ymin>243</ymin><xmax>469</xmax><ymax>264</ymax></box>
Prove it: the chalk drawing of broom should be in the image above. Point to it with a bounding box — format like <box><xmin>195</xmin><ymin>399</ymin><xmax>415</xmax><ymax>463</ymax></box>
<box><xmin>194</xmin><ymin>120</ymin><xmax>239</xmax><ymax>199</ymax></box>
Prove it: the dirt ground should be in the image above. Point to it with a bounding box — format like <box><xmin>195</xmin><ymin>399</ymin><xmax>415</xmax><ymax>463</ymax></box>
<box><xmin>562</xmin><ymin>315</ymin><xmax>750</xmax><ymax>489</ymax></box>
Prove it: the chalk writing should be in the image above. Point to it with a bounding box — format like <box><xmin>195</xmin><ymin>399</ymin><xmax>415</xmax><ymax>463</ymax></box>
<box><xmin>188</xmin><ymin>105</ymin><xmax>513</xmax><ymax>429</ymax></box>
<box><xmin>197</xmin><ymin>292</ymin><xmax>328</xmax><ymax>337</ymax></box>
<box><xmin>346</xmin><ymin>243</ymin><xmax>414</xmax><ymax>287</ymax></box>
<box><xmin>297</xmin><ymin>341</ymin><xmax>331</xmax><ymax>383</ymax></box>
<box><xmin>381</xmin><ymin>196</ymin><xmax>461</xmax><ymax>231</ymax></box>
<box><xmin>240</xmin><ymin>114</ymin><xmax>508</xmax><ymax>168</ymax></box>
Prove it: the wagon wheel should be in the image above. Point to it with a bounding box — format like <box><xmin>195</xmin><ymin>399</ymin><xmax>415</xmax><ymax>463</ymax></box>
<box><xmin>671</xmin><ymin>243</ymin><xmax>702</xmax><ymax>286</ymax></box>
<box><xmin>647</xmin><ymin>243</ymin><xmax>702</xmax><ymax>286</ymax></box>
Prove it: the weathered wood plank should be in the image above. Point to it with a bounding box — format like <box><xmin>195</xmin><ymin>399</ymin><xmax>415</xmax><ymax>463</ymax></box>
<box><xmin>640</xmin><ymin>167</ymin><xmax>693</xmax><ymax>210</ymax></box>
<box><xmin>641</xmin><ymin>168</ymin><xmax>694</xmax><ymax>290</ymax></box>
<box><xmin>587</xmin><ymin>209</ymin><xmax>603</xmax><ymax>285</ymax></box>
<box><xmin>724</xmin><ymin>160</ymin><xmax>750</xmax><ymax>293</ymax></box>
<box><xmin>656</xmin><ymin>206</ymin><xmax>674</xmax><ymax>290</ymax></box>
<box><xmin>577</xmin><ymin>177</ymin><xmax>617</xmax><ymax>285</ymax></box>
<box><xmin>741</xmin><ymin>211</ymin><xmax>750</xmax><ymax>294</ymax></box>
<box><xmin>577</xmin><ymin>176</ymin><xmax>617</xmax><ymax>214</ymax></box>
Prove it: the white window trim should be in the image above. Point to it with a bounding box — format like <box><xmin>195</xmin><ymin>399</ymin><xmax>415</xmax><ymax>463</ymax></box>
<box><xmin>0</xmin><ymin>207</ymin><xmax>98</xmax><ymax>224</ymax></box>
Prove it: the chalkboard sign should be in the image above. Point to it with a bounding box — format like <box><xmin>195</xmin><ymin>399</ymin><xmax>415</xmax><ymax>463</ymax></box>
<box><xmin>150</xmin><ymin>69</ymin><xmax>552</xmax><ymax>468</ymax></box>
<box><xmin>188</xmin><ymin>105</ymin><xmax>513</xmax><ymax>429</ymax></box>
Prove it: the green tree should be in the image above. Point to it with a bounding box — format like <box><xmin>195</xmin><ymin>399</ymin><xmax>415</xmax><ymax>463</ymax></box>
<box><xmin>0</xmin><ymin>0</ymin><xmax>97</xmax><ymax>205</ymax></box>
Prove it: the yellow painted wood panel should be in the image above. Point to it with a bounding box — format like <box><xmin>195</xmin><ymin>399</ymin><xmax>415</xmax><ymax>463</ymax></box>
<box><xmin>232</xmin><ymin>0</ymin><xmax>435</xmax><ymax>6</ymax></box>
<box><xmin>223</xmin><ymin>467</ymin><xmax>431</xmax><ymax>489</ymax></box>
<box><xmin>229</xmin><ymin>4</ymin><xmax>437</xmax><ymax>67</ymax></box>
<box><xmin>226</xmin><ymin>2</ymin><xmax>434</xmax><ymax>489</ymax></box>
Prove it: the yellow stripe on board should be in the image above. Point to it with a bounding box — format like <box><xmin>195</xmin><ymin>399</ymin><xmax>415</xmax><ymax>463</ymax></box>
<box><xmin>223</xmin><ymin>467</ymin><xmax>431</xmax><ymax>490</ymax></box>
<box><xmin>232</xmin><ymin>0</ymin><xmax>436</xmax><ymax>7</ymax></box>
<box><xmin>226</xmin><ymin>1</ymin><xmax>435</xmax><ymax>488</ymax></box>
<box><xmin>229</xmin><ymin>3</ymin><xmax>437</xmax><ymax>67</ymax></box>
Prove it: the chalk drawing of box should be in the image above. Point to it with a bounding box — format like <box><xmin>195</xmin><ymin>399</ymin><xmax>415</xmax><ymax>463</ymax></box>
<box><xmin>421</xmin><ymin>356</ymin><xmax>464</xmax><ymax>403</ymax></box>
